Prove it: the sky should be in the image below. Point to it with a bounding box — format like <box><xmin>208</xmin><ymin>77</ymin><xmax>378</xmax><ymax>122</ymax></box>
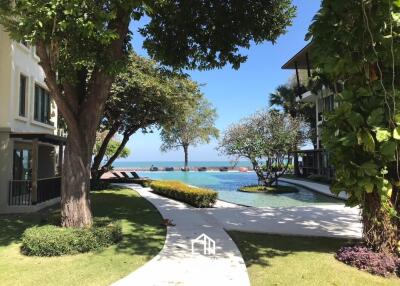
<box><xmin>120</xmin><ymin>0</ymin><xmax>321</xmax><ymax>162</ymax></box>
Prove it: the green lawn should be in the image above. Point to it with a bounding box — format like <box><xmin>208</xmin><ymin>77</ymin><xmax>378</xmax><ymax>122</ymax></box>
<box><xmin>0</xmin><ymin>187</ymin><xmax>166</xmax><ymax>286</ymax></box>
<box><xmin>229</xmin><ymin>231</ymin><xmax>400</xmax><ymax>286</ymax></box>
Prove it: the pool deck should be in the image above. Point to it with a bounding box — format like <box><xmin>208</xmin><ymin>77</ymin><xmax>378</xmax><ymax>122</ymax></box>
<box><xmin>280</xmin><ymin>177</ymin><xmax>349</xmax><ymax>200</ymax></box>
<box><xmin>113</xmin><ymin>183</ymin><xmax>362</xmax><ymax>286</ymax></box>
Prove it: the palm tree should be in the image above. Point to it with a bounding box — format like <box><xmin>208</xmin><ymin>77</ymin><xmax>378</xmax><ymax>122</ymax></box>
<box><xmin>269</xmin><ymin>85</ymin><xmax>299</xmax><ymax>118</ymax></box>
<box><xmin>269</xmin><ymin>84</ymin><xmax>317</xmax><ymax>176</ymax></box>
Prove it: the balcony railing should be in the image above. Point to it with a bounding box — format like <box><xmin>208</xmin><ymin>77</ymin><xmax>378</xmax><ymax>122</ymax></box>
<box><xmin>8</xmin><ymin>180</ymin><xmax>31</xmax><ymax>206</ymax></box>
<box><xmin>8</xmin><ymin>177</ymin><xmax>61</xmax><ymax>206</ymax></box>
<box><xmin>37</xmin><ymin>177</ymin><xmax>61</xmax><ymax>204</ymax></box>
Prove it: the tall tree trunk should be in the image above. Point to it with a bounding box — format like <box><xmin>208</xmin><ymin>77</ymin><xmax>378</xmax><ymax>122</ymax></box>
<box><xmin>61</xmin><ymin>136</ymin><xmax>93</xmax><ymax>228</ymax></box>
<box><xmin>91</xmin><ymin>125</ymin><xmax>119</xmax><ymax>181</ymax></box>
<box><xmin>362</xmin><ymin>190</ymin><xmax>399</xmax><ymax>254</ymax></box>
<box><xmin>183</xmin><ymin>144</ymin><xmax>189</xmax><ymax>171</ymax></box>
<box><xmin>35</xmin><ymin>9</ymin><xmax>131</xmax><ymax>228</ymax></box>
<box><xmin>102</xmin><ymin>131</ymin><xmax>132</xmax><ymax>171</ymax></box>
<box><xmin>250</xmin><ymin>159</ymin><xmax>269</xmax><ymax>186</ymax></box>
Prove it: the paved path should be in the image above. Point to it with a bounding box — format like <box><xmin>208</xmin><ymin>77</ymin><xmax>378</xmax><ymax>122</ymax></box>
<box><xmin>206</xmin><ymin>204</ymin><xmax>362</xmax><ymax>238</ymax></box>
<box><xmin>112</xmin><ymin>184</ymin><xmax>250</xmax><ymax>286</ymax></box>
<box><xmin>280</xmin><ymin>177</ymin><xmax>349</xmax><ymax>200</ymax></box>
<box><xmin>113</xmin><ymin>183</ymin><xmax>362</xmax><ymax>286</ymax></box>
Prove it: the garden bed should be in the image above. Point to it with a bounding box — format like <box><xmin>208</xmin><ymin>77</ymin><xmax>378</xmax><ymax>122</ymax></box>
<box><xmin>238</xmin><ymin>184</ymin><xmax>299</xmax><ymax>194</ymax></box>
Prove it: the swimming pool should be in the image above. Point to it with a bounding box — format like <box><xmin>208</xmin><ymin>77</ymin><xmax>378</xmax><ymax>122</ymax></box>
<box><xmin>137</xmin><ymin>171</ymin><xmax>342</xmax><ymax>207</ymax></box>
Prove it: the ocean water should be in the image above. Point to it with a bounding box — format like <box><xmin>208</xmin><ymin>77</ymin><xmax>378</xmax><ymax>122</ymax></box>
<box><xmin>114</xmin><ymin>161</ymin><xmax>252</xmax><ymax>169</ymax></box>
<box><xmin>136</xmin><ymin>171</ymin><xmax>342</xmax><ymax>208</ymax></box>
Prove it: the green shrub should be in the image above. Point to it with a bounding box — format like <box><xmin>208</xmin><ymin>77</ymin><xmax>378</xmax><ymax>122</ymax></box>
<box><xmin>150</xmin><ymin>180</ymin><xmax>217</xmax><ymax>208</ymax></box>
<box><xmin>135</xmin><ymin>178</ymin><xmax>152</xmax><ymax>187</ymax></box>
<box><xmin>21</xmin><ymin>218</ymin><xmax>122</xmax><ymax>257</ymax></box>
<box><xmin>238</xmin><ymin>185</ymin><xmax>298</xmax><ymax>193</ymax></box>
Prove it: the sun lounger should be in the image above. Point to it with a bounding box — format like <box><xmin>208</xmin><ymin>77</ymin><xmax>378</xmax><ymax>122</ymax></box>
<box><xmin>120</xmin><ymin>171</ymin><xmax>130</xmax><ymax>178</ymax></box>
<box><xmin>130</xmin><ymin>171</ymin><xmax>140</xmax><ymax>179</ymax></box>
<box><xmin>112</xmin><ymin>172</ymin><xmax>123</xmax><ymax>178</ymax></box>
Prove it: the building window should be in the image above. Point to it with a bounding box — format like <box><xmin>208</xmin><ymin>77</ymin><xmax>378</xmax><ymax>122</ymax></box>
<box><xmin>19</xmin><ymin>75</ymin><xmax>27</xmax><ymax>117</ymax></box>
<box><xmin>34</xmin><ymin>84</ymin><xmax>53</xmax><ymax>125</ymax></box>
<box><xmin>13</xmin><ymin>149</ymin><xmax>32</xmax><ymax>180</ymax></box>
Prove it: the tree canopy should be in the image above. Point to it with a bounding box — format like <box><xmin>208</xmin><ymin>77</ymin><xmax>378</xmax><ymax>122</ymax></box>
<box><xmin>269</xmin><ymin>82</ymin><xmax>316</xmax><ymax>146</ymax></box>
<box><xmin>308</xmin><ymin>0</ymin><xmax>400</xmax><ymax>253</ymax></box>
<box><xmin>91</xmin><ymin>53</ymin><xmax>199</xmax><ymax>179</ymax></box>
<box><xmin>93</xmin><ymin>134</ymin><xmax>130</xmax><ymax>162</ymax></box>
<box><xmin>219</xmin><ymin>110</ymin><xmax>308</xmax><ymax>186</ymax></box>
<box><xmin>0</xmin><ymin>0</ymin><xmax>297</xmax><ymax>227</ymax></box>
<box><xmin>161</xmin><ymin>97</ymin><xmax>219</xmax><ymax>170</ymax></box>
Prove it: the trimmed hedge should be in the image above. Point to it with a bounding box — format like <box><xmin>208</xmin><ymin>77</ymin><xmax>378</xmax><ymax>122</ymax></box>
<box><xmin>21</xmin><ymin>218</ymin><xmax>122</xmax><ymax>257</ymax></box>
<box><xmin>238</xmin><ymin>184</ymin><xmax>299</xmax><ymax>193</ymax></box>
<box><xmin>150</xmin><ymin>180</ymin><xmax>217</xmax><ymax>208</ymax></box>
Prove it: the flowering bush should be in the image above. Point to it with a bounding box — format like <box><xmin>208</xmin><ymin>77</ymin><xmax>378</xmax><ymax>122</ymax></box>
<box><xmin>335</xmin><ymin>245</ymin><xmax>400</xmax><ymax>277</ymax></box>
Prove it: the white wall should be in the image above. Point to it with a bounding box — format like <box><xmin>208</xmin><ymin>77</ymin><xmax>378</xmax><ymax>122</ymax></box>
<box><xmin>0</xmin><ymin>28</ymin><xmax>58</xmax><ymax>134</ymax></box>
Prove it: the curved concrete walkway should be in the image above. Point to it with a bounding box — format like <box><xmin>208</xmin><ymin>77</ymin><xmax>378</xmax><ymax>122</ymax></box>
<box><xmin>113</xmin><ymin>183</ymin><xmax>362</xmax><ymax>286</ymax></box>
<box><xmin>280</xmin><ymin>177</ymin><xmax>349</xmax><ymax>200</ymax></box>
<box><xmin>112</xmin><ymin>184</ymin><xmax>250</xmax><ymax>286</ymax></box>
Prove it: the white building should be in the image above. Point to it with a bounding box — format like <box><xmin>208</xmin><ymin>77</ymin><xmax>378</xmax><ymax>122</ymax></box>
<box><xmin>282</xmin><ymin>43</ymin><xmax>334</xmax><ymax>178</ymax></box>
<box><xmin>0</xmin><ymin>27</ymin><xmax>64</xmax><ymax>213</ymax></box>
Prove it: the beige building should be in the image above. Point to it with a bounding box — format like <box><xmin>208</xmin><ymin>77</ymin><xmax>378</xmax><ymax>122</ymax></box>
<box><xmin>0</xmin><ymin>27</ymin><xmax>64</xmax><ymax>213</ymax></box>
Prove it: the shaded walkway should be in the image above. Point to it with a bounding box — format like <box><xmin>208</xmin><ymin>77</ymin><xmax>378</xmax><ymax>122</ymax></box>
<box><xmin>207</xmin><ymin>204</ymin><xmax>362</xmax><ymax>238</ymax></box>
<box><xmin>112</xmin><ymin>184</ymin><xmax>250</xmax><ymax>286</ymax></box>
<box><xmin>113</xmin><ymin>183</ymin><xmax>362</xmax><ymax>286</ymax></box>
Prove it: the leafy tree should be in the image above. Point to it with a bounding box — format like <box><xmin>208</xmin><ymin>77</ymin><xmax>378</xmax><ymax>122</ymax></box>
<box><xmin>93</xmin><ymin>135</ymin><xmax>130</xmax><ymax>163</ymax></box>
<box><xmin>269</xmin><ymin>83</ymin><xmax>317</xmax><ymax>176</ymax></box>
<box><xmin>0</xmin><ymin>0</ymin><xmax>295</xmax><ymax>227</ymax></box>
<box><xmin>219</xmin><ymin>110</ymin><xmax>308</xmax><ymax>186</ymax></box>
<box><xmin>91</xmin><ymin>53</ymin><xmax>198</xmax><ymax>180</ymax></box>
<box><xmin>161</xmin><ymin>97</ymin><xmax>219</xmax><ymax>171</ymax></box>
<box><xmin>308</xmin><ymin>0</ymin><xmax>400</xmax><ymax>253</ymax></box>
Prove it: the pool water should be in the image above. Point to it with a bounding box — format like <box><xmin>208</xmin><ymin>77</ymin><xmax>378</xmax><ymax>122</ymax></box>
<box><xmin>137</xmin><ymin>171</ymin><xmax>343</xmax><ymax>207</ymax></box>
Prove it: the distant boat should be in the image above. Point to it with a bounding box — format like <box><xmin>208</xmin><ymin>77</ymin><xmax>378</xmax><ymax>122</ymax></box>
<box><xmin>165</xmin><ymin>167</ymin><xmax>174</xmax><ymax>171</ymax></box>
<box><xmin>219</xmin><ymin>167</ymin><xmax>229</xmax><ymax>172</ymax></box>
<box><xmin>198</xmin><ymin>167</ymin><xmax>207</xmax><ymax>172</ymax></box>
<box><xmin>150</xmin><ymin>166</ymin><xmax>159</xmax><ymax>171</ymax></box>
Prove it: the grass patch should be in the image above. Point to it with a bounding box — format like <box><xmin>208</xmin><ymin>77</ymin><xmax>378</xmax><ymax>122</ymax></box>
<box><xmin>0</xmin><ymin>187</ymin><xmax>166</xmax><ymax>286</ymax></box>
<box><xmin>150</xmin><ymin>180</ymin><xmax>217</xmax><ymax>207</ymax></box>
<box><xmin>229</xmin><ymin>231</ymin><xmax>400</xmax><ymax>286</ymax></box>
<box><xmin>238</xmin><ymin>185</ymin><xmax>298</xmax><ymax>193</ymax></box>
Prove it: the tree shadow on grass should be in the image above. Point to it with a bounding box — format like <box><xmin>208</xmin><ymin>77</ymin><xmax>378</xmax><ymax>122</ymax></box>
<box><xmin>228</xmin><ymin>231</ymin><xmax>357</xmax><ymax>267</ymax></box>
<box><xmin>90</xmin><ymin>188</ymin><xmax>167</xmax><ymax>258</ymax></box>
<box><xmin>0</xmin><ymin>206</ymin><xmax>60</xmax><ymax>247</ymax></box>
<box><xmin>0</xmin><ymin>187</ymin><xmax>166</xmax><ymax>260</ymax></box>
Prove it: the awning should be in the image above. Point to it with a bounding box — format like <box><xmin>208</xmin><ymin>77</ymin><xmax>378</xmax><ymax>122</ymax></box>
<box><xmin>282</xmin><ymin>42</ymin><xmax>314</xmax><ymax>70</ymax></box>
<box><xmin>10</xmin><ymin>132</ymin><xmax>66</xmax><ymax>145</ymax></box>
